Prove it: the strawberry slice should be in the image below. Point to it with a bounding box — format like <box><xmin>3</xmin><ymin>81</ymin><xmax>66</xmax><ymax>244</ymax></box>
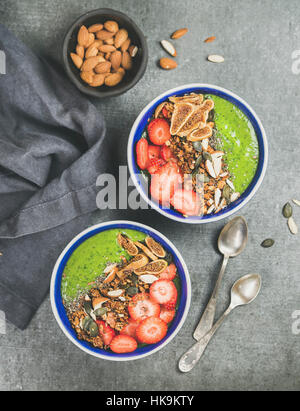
<box><xmin>128</xmin><ymin>293</ymin><xmax>160</xmax><ymax>322</ymax></box>
<box><xmin>160</xmin><ymin>306</ymin><xmax>176</xmax><ymax>323</ymax></box>
<box><xmin>120</xmin><ymin>318</ymin><xmax>139</xmax><ymax>339</ymax></box>
<box><xmin>110</xmin><ymin>335</ymin><xmax>138</xmax><ymax>354</ymax></box>
<box><xmin>171</xmin><ymin>189</ymin><xmax>201</xmax><ymax>216</ymax></box>
<box><xmin>160</xmin><ymin>263</ymin><xmax>177</xmax><ymax>281</ymax></box>
<box><xmin>162</xmin><ymin>107</ymin><xmax>169</xmax><ymax>118</ymax></box>
<box><xmin>136</xmin><ymin>138</ymin><xmax>149</xmax><ymax>170</ymax></box>
<box><xmin>96</xmin><ymin>320</ymin><xmax>116</xmax><ymax>346</ymax></box>
<box><xmin>150</xmin><ymin>162</ymin><xmax>183</xmax><ymax>206</ymax></box>
<box><xmin>150</xmin><ymin>279</ymin><xmax>178</xmax><ymax>306</ymax></box>
<box><xmin>136</xmin><ymin>317</ymin><xmax>168</xmax><ymax>344</ymax></box>
<box><xmin>148</xmin><ymin>145</ymin><xmax>161</xmax><ymax>160</ymax></box>
<box><xmin>147</xmin><ymin>158</ymin><xmax>166</xmax><ymax>175</ymax></box>
<box><xmin>161</xmin><ymin>145</ymin><xmax>175</xmax><ymax>162</ymax></box>
<box><xmin>148</xmin><ymin>118</ymin><xmax>171</xmax><ymax>146</ymax></box>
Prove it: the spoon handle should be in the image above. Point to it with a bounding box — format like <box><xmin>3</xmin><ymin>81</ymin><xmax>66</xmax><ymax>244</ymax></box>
<box><xmin>179</xmin><ymin>306</ymin><xmax>232</xmax><ymax>373</ymax></box>
<box><xmin>193</xmin><ymin>255</ymin><xmax>229</xmax><ymax>341</ymax></box>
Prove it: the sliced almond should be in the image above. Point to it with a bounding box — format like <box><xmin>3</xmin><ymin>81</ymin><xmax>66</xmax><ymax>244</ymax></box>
<box><xmin>122</xmin><ymin>51</ymin><xmax>132</xmax><ymax>70</ymax></box>
<box><xmin>231</xmin><ymin>192</ymin><xmax>240</xmax><ymax>202</ymax></box>
<box><xmin>226</xmin><ymin>179</ymin><xmax>235</xmax><ymax>190</ymax></box>
<box><xmin>288</xmin><ymin>216</ymin><xmax>298</xmax><ymax>235</ymax></box>
<box><xmin>88</xmin><ymin>24</ymin><xmax>104</xmax><ymax>33</ymax></box>
<box><xmin>292</xmin><ymin>199</ymin><xmax>300</xmax><ymax>207</ymax></box>
<box><xmin>207</xmin><ymin>204</ymin><xmax>215</xmax><ymax>214</ymax></box>
<box><xmin>208</xmin><ymin>54</ymin><xmax>225</xmax><ymax>63</ymax></box>
<box><xmin>103</xmin><ymin>263</ymin><xmax>118</xmax><ymax>274</ymax></box>
<box><xmin>161</xmin><ymin>40</ymin><xmax>177</xmax><ymax>57</ymax></box>
<box><xmin>201</xmin><ymin>139</ymin><xmax>209</xmax><ymax>150</ymax></box>
<box><xmin>205</xmin><ymin>160</ymin><xmax>216</xmax><ymax>178</ymax></box>
<box><xmin>160</xmin><ymin>57</ymin><xmax>178</xmax><ymax>70</ymax></box>
<box><xmin>171</xmin><ymin>28</ymin><xmax>188</xmax><ymax>39</ymax></box>
<box><xmin>214</xmin><ymin>188</ymin><xmax>221</xmax><ymax>208</ymax></box>
<box><xmin>107</xmin><ymin>289</ymin><xmax>125</xmax><ymax>298</ymax></box>
<box><xmin>139</xmin><ymin>274</ymin><xmax>159</xmax><ymax>284</ymax></box>
<box><xmin>104</xmin><ymin>20</ymin><xmax>119</xmax><ymax>33</ymax></box>
<box><xmin>114</xmin><ymin>28</ymin><xmax>129</xmax><ymax>48</ymax></box>
<box><xmin>155</xmin><ymin>102</ymin><xmax>166</xmax><ymax>118</ymax></box>
<box><xmin>78</xmin><ymin>25</ymin><xmax>89</xmax><ymax>47</ymax></box>
<box><xmin>129</xmin><ymin>45</ymin><xmax>138</xmax><ymax>58</ymax></box>
<box><xmin>70</xmin><ymin>53</ymin><xmax>83</xmax><ymax>69</ymax></box>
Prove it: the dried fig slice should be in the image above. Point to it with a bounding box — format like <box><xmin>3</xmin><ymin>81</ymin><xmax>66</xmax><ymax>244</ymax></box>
<box><xmin>187</xmin><ymin>126</ymin><xmax>213</xmax><ymax>142</ymax></box>
<box><xmin>178</xmin><ymin>106</ymin><xmax>207</xmax><ymax>137</ymax></box>
<box><xmin>117</xmin><ymin>233</ymin><xmax>138</xmax><ymax>256</ymax></box>
<box><xmin>117</xmin><ymin>254</ymin><xmax>149</xmax><ymax>279</ymax></box>
<box><xmin>135</xmin><ymin>242</ymin><xmax>158</xmax><ymax>261</ymax></box>
<box><xmin>134</xmin><ymin>260</ymin><xmax>168</xmax><ymax>276</ymax></box>
<box><xmin>145</xmin><ymin>236</ymin><xmax>166</xmax><ymax>258</ymax></box>
<box><xmin>169</xmin><ymin>93</ymin><xmax>204</xmax><ymax>105</ymax></box>
<box><xmin>170</xmin><ymin>102</ymin><xmax>194</xmax><ymax>135</ymax></box>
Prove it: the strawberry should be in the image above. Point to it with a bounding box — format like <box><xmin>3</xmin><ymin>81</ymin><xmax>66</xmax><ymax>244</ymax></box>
<box><xmin>110</xmin><ymin>335</ymin><xmax>138</xmax><ymax>354</ymax></box>
<box><xmin>148</xmin><ymin>145</ymin><xmax>161</xmax><ymax>160</ymax></box>
<box><xmin>161</xmin><ymin>145</ymin><xmax>175</xmax><ymax>162</ymax></box>
<box><xmin>164</xmin><ymin>299</ymin><xmax>177</xmax><ymax>310</ymax></box>
<box><xmin>136</xmin><ymin>316</ymin><xmax>168</xmax><ymax>344</ymax></box>
<box><xmin>147</xmin><ymin>158</ymin><xmax>166</xmax><ymax>175</ymax></box>
<box><xmin>160</xmin><ymin>263</ymin><xmax>177</xmax><ymax>281</ymax></box>
<box><xmin>150</xmin><ymin>162</ymin><xmax>183</xmax><ymax>206</ymax></box>
<box><xmin>150</xmin><ymin>279</ymin><xmax>178</xmax><ymax>306</ymax></box>
<box><xmin>162</xmin><ymin>107</ymin><xmax>169</xmax><ymax>118</ymax></box>
<box><xmin>128</xmin><ymin>293</ymin><xmax>160</xmax><ymax>322</ymax></box>
<box><xmin>147</xmin><ymin>118</ymin><xmax>171</xmax><ymax>146</ymax></box>
<box><xmin>120</xmin><ymin>318</ymin><xmax>139</xmax><ymax>339</ymax></box>
<box><xmin>136</xmin><ymin>138</ymin><xmax>149</xmax><ymax>170</ymax></box>
<box><xmin>171</xmin><ymin>189</ymin><xmax>201</xmax><ymax>216</ymax></box>
<box><xmin>96</xmin><ymin>320</ymin><xmax>116</xmax><ymax>346</ymax></box>
<box><xmin>160</xmin><ymin>306</ymin><xmax>176</xmax><ymax>324</ymax></box>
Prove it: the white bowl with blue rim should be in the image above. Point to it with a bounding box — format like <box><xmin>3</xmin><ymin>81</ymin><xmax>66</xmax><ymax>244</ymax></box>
<box><xmin>50</xmin><ymin>220</ymin><xmax>191</xmax><ymax>361</ymax></box>
<box><xmin>128</xmin><ymin>84</ymin><xmax>268</xmax><ymax>224</ymax></box>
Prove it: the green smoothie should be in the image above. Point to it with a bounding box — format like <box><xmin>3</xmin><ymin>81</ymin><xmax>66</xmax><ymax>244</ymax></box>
<box><xmin>207</xmin><ymin>95</ymin><xmax>259</xmax><ymax>194</ymax></box>
<box><xmin>61</xmin><ymin>229</ymin><xmax>146</xmax><ymax>300</ymax></box>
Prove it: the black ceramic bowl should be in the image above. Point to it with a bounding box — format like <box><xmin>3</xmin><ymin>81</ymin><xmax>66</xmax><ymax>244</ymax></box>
<box><xmin>63</xmin><ymin>8</ymin><xmax>148</xmax><ymax>98</ymax></box>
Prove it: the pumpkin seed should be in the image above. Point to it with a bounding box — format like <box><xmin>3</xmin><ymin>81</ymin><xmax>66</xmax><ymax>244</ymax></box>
<box><xmin>203</xmin><ymin>151</ymin><xmax>212</xmax><ymax>162</ymax></box>
<box><xmin>196</xmin><ymin>174</ymin><xmax>210</xmax><ymax>183</ymax></box>
<box><xmin>261</xmin><ymin>239</ymin><xmax>275</xmax><ymax>248</ymax></box>
<box><xmin>94</xmin><ymin>307</ymin><xmax>107</xmax><ymax>317</ymax></box>
<box><xmin>222</xmin><ymin>185</ymin><xmax>232</xmax><ymax>201</ymax></box>
<box><xmin>126</xmin><ymin>286</ymin><xmax>139</xmax><ymax>296</ymax></box>
<box><xmin>193</xmin><ymin>141</ymin><xmax>203</xmax><ymax>152</ymax></box>
<box><xmin>288</xmin><ymin>217</ymin><xmax>298</xmax><ymax>235</ymax></box>
<box><xmin>83</xmin><ymin>301</ymin><xmax>93</xmax><ymax>316</ymax></box>
<box><xmin>82</xmin><ymin>316</ymin><xmax>93</xmax><ymax>332</ymax></box>
<box><xmin>292</xmin><ymin>199</ymin><xmax>300</xmax><ymax>207</ymax></box>
<box><xmin>89</xmin><ymin>321</ymin><xmax>99</xmax><ymax>337</ymax></box>
<box><xmin>283</xmin><ymin>202</ymin><xmax>293</xmax><ymax>218</ymax></box>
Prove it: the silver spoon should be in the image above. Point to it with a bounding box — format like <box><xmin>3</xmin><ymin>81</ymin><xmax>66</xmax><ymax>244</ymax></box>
<box><xmin>193</xmin><ymin>216</ymin><xmax>248</xmax><ymax>341</ymax></box>
<box><xmin>179</xmin><ymin>273</ymin><xmax>262</xmax><ymax>373</ymax></box>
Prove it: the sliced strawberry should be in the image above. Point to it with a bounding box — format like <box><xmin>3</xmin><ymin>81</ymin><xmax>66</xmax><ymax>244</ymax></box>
<box><xmin>110</xmin><ymin>335</ymin><xmax>138</xmax><ymax>354</ymax></box>
<box><xmin>171</xmin><ymin>189</ymin><xmax>201</xmax><ymax>216</ymax></box>
<box><xmin>162</xmin><ymin>107</ymin><xmax>169</xmax><ymax>118</ymax></box>
<box><xmin>136</xmin><ymin>138</ymin><xmax>149</xmax><ymax>170</ymax></box>
<box><xmin>160</xmin><ymin>263</ymin><xmax>177</xmax><ymax>281</ymax></box>
<box><xmin>148</xmin><ymin>118</ymin><xmax>171</xmax><ymax>146</ymax></box>
<box><xmin>136</xmin><ymin>316</ymin><xmax>168</xmax><ymax>344</ymax></box>
<box><xmin>161</xmin><ymin>145</ymin><xmax>175</xmax><ymax>162</ymax></box>
<box><xmin>120</xmin><ymin>318</ymin><xmax>139</xmax><ymax>339</ymax></box>
<box><xmin>150</xmin><ymin>162</ymin><xmax>183</xmax><ymax>206</ymax></box>
<box><xmin>147</xmin><ymin>158</ymin><xmax>166</xmax><ymax>175</ymax></box>
<box><xmin>148</xmin><ymin>145</ymin><xmax>161</xmax><ymax>160</ymax></box>
<box><xmin>96</xmin><ymin>320</ymin><xmax>116</xmax><ymax>346</ymax></box>
<box><xmin>160</xmin><ymin>306</ymin><xmax>176</xmax><ymax>324</ymax></box>
<box><xmin>128</xmin><ymin>293</ymin><xmax>160</xmax><ymax>322</ymax></box>
<box><xmin>150</xmin><ymin>279</ymin><xmax>178</xmax><ymax>306</ymax></box>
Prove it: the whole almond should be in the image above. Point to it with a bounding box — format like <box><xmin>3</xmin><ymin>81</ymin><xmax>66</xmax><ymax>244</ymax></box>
<box><xmin>122</xmin><ymin>51</ymin><xmax>132</xmax><ymax>70</ymax></box>
<box><xmin>85</xmin><ymin>45</ymin><xmax>99</xmax><ymax>58</ymax></box>
<box><xmin>70</xmin><ymin>53</ymin><xmax>83</xmax><ymax>69</ymax></box>
<box><xmin>129</xmin><ymin>45</ymin><xmax>138</xmax><ymax>58</ymax></box>
<box><xmin>86</xmin><ymin>33</ymin><xmax>95</xmax><ymax>48</ymax></box>
<box><xmin>88</xmin><ymin>40</ymin><xmax>103</xmax><ymax>50</ymax></box>
<box><xmin>95</xmin><ymin>61</ymin><xmax>112</xmax><ymax>74</ymax></box>
<box><xmin>76</xmin><ymin>45</ymin><xmax>85</xmax><ymax>60</ymax></box>
<box><xmin>80</xmin><ymin>71</ymin><xmax>94</xmax><ymax>84</ymax></box>
<box><xmin>105</xmin><ymin>52</ymin><xmax>111</xmax><ymax>60</ymax></box>
<box><xmin>117</xmin><ymin>67</ymin><xmax>126</xmax><ymax>76</ymax></box>
<box><xmin>159</xmin><ymin>57</ymin><xmax>177</xmax><ymax>70</ymax></box>
<box><xmin>90</xmin><ymin>74</ymin><xmax>105</xmax><ymax>87</ymax></box>
<box><xmin>96</xmin><ymin>30</ymin><xmax>115</xmax><ymax>40</ymax></box>
<box><xmin>99</xmin><ymin>44</ymin><xmax>116</xmax><ymax>53</ymax></box>
<box><xmin>110</xmin><ymin>50</ymin><xmax>122</xmax><ymax>71</ymax></box>
<box><xmin>104</xmin><ymin>38</ymin><xmax>114</xmax><ymax>45</ymax></box>
<box><xmin>121</xmin><ymin>38</ymin><xmax>131</xmax><ymax>52</ymax></box>
<box><xmin>105</xmin><ymin>72</ymin><xmax>123</xmax><ymax>87</ymax></box>
<box><xmin>204</xmin><ymin>36</ymin><xmax>216</xmax><ymax>43</ymax></box>
<box><xmin>114</xmin><ymin>29</ymin><xmax>128</xmax><ymax>49</ymax></box>
<box><xmin>78</xmin><ymin>25</ymin><xmax>89</xmax><ymax>47</ymax></box>
<box><xmin>88</xmin><ymin>24</ymin><xmax>103</xmax><ymax>33</ymax></box>
<box><xmin>81</xmin><ymin>56</ymin><xmax>103</xmax><ymax>72</ymax></box>
<box><xmin>171</xmin><ymin>28</ymin><xmax>188</xmax><ymax>39</ymax></box>
<box><xmin>104</xmin><ymin>20</ymin><xmax>119</xmax><ymax>33</ymax></box>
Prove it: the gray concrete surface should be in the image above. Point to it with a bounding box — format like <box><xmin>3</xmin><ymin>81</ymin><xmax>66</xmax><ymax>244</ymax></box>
<box><xmin>0</xmin><ymin>0</ymin><xmax>300</xmax><ymax>391</ymax></box>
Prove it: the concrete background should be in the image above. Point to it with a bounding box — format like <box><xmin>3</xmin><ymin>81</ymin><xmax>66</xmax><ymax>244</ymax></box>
<box><xmin>0</xmin><ymin>0</ymin><xmax>300</xmax><ymax>391</ymax></box>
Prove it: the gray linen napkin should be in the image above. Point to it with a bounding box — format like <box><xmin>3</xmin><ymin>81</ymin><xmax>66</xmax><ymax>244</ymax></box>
<box><xmin>0</xmin><ymin>24</ymin><xmax>110</xmax><ymax>329</ymax></box>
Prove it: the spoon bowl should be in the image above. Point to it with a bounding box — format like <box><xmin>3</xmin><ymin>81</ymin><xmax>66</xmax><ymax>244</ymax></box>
<box><xmin>230</xmin><ymin>274</ymin><xmax>262</xmax><ymax>307</ymax></box>
<box><xmin>218</xmin><ymin>216</ymin><xmax>248</xmax><ymax>257</ymax></box>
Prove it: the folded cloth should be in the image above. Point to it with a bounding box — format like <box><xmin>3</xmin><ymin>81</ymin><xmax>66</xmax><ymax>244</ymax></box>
<box><xmin>0</xmin><ymin>24</ymin><xmax>110</xmax><ymax>329</ymax></box>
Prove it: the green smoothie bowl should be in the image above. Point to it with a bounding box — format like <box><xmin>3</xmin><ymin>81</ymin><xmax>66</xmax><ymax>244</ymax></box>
<box><xmin>128</xmin><ymin>84</ymin><xmax>268</xmax><ymax>223</ymax></box>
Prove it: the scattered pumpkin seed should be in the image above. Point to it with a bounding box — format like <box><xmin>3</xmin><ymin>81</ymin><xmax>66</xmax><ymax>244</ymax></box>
<box><xmin>126</xmin><ymin>286</ymin><xmax>139</xmax><ymax>296</ymax></box>
<box><xmin>203</xmin><ymin>151</ymin><xmax>212</xmax><ymax>162</ymax></box>
<box><xmin>83</xmin><ymin>301</ymin><xmax>93</xmax><ymax>316</ymax></box>
<box><xmin>222</xmin><ymin>185</ymin><xmax>232</xmax><ymax>202</ymax></box>
<box><xmin>292</xmin><ymin>199</ymin><xmax>300</xmax><ymax>207</ymax></box>
<box><xmin>82</xmin><ymin>316</ymin><xmax>93</xmax><ymax>332</ymax></box>
<box><xmin>288</xmin><ymin>217</ymin><xmax>298</xmax><ymax>235</ymax></box>
<box><xmin>261</xmin><ymin>239</ymin><xmax>275</xmax><ymax>248</ymax></box>
<box><xmin>89</xmin><ymin>321</ymin><xmax>99</xmax><ymax>337</ymax></box>
<box><xmin>94</xmin><ymin>307</ymin><xmax>107</xmax><ymax>317</ymax></box>
<box><xmin>283</xmin><ymin>202</ymin><xmax>293</xmax><ymax>218</ymax></box>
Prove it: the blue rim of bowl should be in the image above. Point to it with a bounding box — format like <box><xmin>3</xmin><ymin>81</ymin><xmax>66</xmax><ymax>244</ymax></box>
<box><xmin>50</xmin><ymin>220</ymin><xmax>191</xmax><ymax>361</ymax></box>
<box><xmin>127</xmin><ymin>84</ymin><xmax>268</xmax><ymax>224</ymax></box>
